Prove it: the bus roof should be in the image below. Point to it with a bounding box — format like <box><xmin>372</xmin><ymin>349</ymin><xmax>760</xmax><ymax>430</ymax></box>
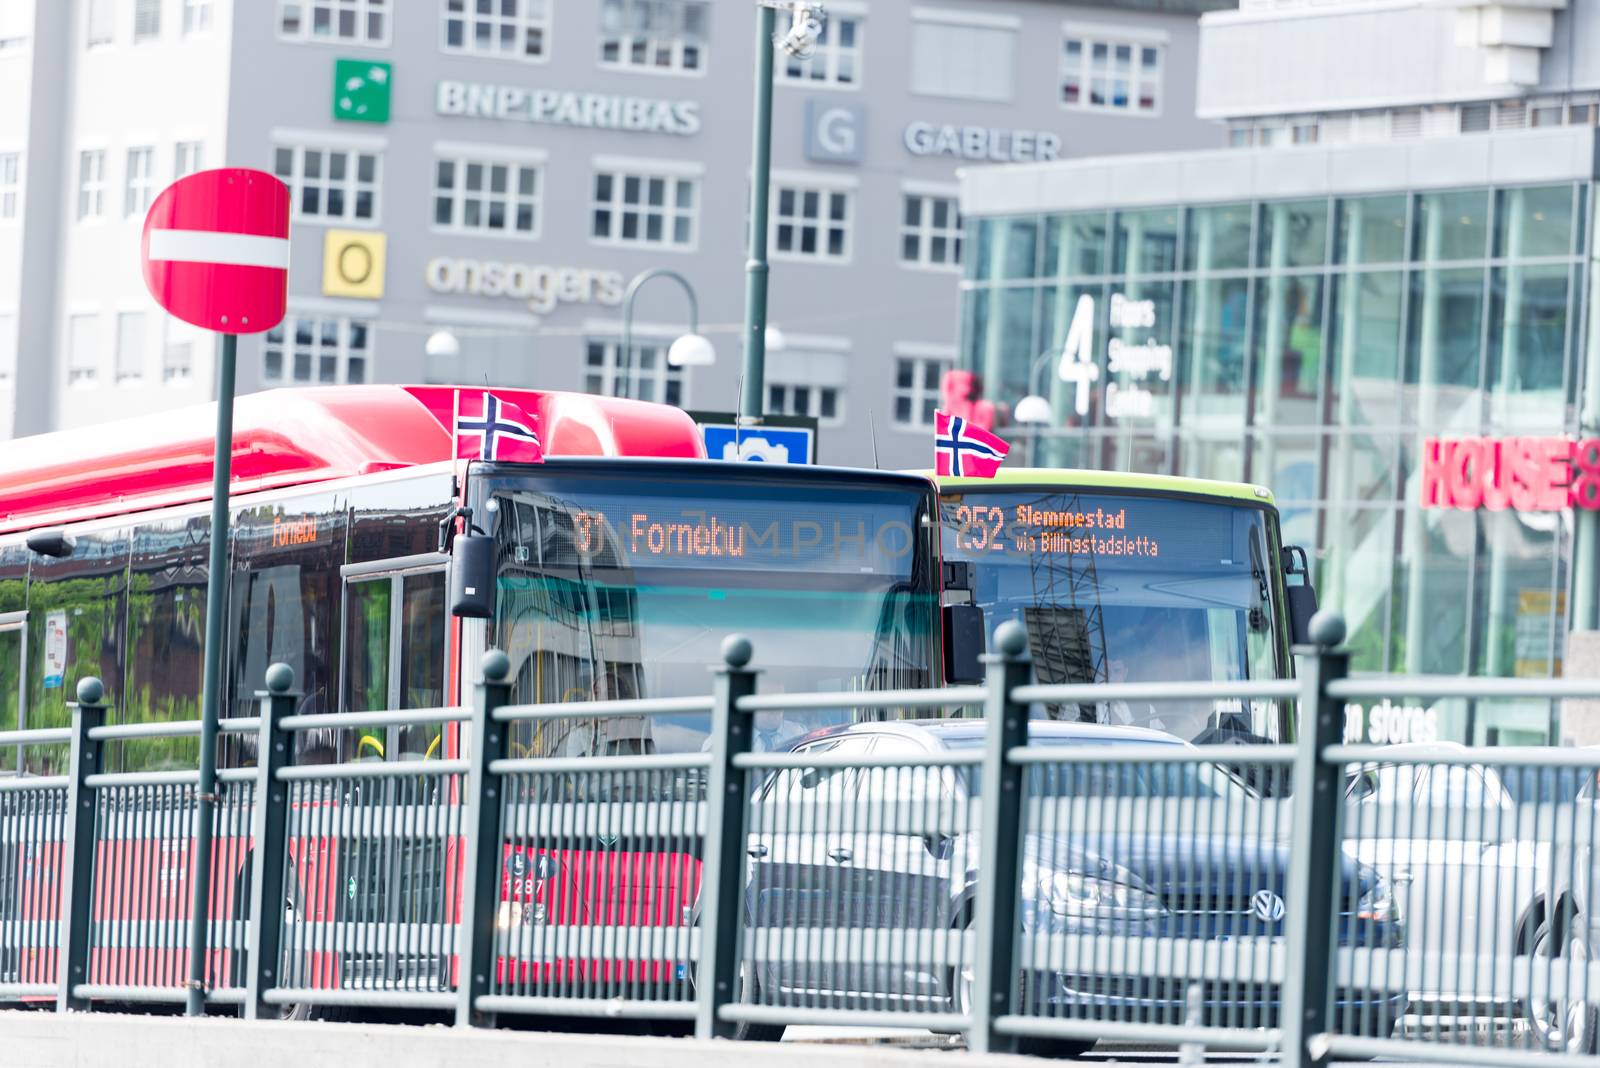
<box><xmin>927</xmin><ymin>468</ymin><xmax>1275</xmax><ymax>505</ymax></box>
<box><xmin>0</xmin><ymin>385</ymin><xmax>705</xmax><ymax>534</ymax></box>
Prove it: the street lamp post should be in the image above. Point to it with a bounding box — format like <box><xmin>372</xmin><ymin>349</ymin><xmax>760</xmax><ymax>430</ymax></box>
<box><xmin>622</xmin><ymin>268</ymin><xmax>715</xmax><ymax>396</ymax></box>
<box><xmin>742</xmin><ymin>2</ymin><xmax>822</xmax><ymax>419</ymax></box>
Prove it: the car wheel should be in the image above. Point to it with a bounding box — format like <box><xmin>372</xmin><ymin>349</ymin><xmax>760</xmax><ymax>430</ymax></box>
<box><xmin>275</xmin><ymin>895</ymin><xmax>349</xmax><ymax>1024</ymax></box>
<box><xmin>1529</xmin><ymin>921</ymin><xmax>1600</xmax><ymax>1054</ymax></box>
<box><xmin>689</xmin><ymin>957</ymin><xmax>784</xmax><ymax>1042</ymax></box>
<box><xmin>949</xmin><ymin>927</ymin><xmax>1092</xmax><ymax>1060</ymax></box>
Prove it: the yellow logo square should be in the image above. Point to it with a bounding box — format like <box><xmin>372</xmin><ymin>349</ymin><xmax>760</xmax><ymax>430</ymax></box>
<box><xmin>323</xmin><ymin>229</ymin><xmax>387</xmax><ymax>299</ymax></box>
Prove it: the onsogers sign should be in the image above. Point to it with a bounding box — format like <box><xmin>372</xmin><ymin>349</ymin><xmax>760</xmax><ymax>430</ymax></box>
<box><xmin>1421</xmin><ymin>435</ymin><xmax>1600</xmax><ymax>511</ymax></box>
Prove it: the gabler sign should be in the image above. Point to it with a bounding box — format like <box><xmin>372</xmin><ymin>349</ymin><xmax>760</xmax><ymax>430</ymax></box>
<box><xmin>1421</xmin><ymin>436</ymin><xmax>1600</xmax><ymax>511</ymax></box>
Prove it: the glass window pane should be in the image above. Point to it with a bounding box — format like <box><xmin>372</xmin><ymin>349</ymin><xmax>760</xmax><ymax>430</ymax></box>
<box><xmin>1327</xmin><ymin>271</ymin><xmax>1403</xmax><ymax>423</ymax></box>
<box><xmin>1335</xmin><ymin>195</ymin><xmax>1407</xmax><ymax>265</ymax></box>
<box><xmin>1414</xmin><ymin>190</ymin><xmax>1490</xmax><ymax>262</ymax></box>
<box><xmin>1252</xmin><ymin>275</ymin><xmax>1326</xmax><ymax>424</ymax></box>
<box><xmin>1256</xmin><ymin>200</ymin><xmax>1328</xmax><ymax>270</ymax></box>
<box><xmin>1494</xmin><ymin>185</ymin><xmax>1574</xmax><ymax>259</ymax></box>
<box><xmin>972</xmin><ymin>216</ymin><xmax>1039</xmax><ymax>280</ymax></box>
<box><xmin>344</xmin><ymin>579</ymin><xmax>391</xmax><ymax>716</ymax></box>
<box><xmin>1487</xmin><ymin>263</ymin><xmax>1569</xmax><ymax>427</ymax></box>
<box><xmin>1185</xmin><ymin>203</ymin><xmax>1254</xmax><ymax>272</ymax></box>
<box><xmin>1405</xmin><ymin>267</ymin><xmax>1486</xmax><ymax>427</ymax></box>
<box><xmin>1113</xmin><ymin>208</ymin><xmax>1180</xmax><ymax>274</ymax></box>
<box><xmin>1182</xmin><ymin>276</ymin><xmax>1251</xmax><ymax>423</ymax></box>
<box><xmin>1041</xmin><ymin>212</ymin><xmax>1108</xmax><ymax>278</ymax></box>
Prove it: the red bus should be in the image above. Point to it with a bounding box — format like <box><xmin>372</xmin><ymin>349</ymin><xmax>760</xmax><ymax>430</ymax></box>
<box><xmin>0</xmin><ymin>384</ymin><xmax>947</xmax><ymax>1014</ymax></box>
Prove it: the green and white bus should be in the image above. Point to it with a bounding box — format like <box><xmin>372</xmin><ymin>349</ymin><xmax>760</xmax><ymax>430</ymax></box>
<box><xmin>935</xmin><ymin>470</ymin><xmax>1318</xmax><ymax>745</ymax></box>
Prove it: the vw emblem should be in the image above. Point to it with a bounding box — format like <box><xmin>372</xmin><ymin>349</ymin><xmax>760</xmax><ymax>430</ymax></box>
<box><xmin>1250</xmin><ymin>889</ymin><xmax>1286</xmax><ymax>923</ymax></box>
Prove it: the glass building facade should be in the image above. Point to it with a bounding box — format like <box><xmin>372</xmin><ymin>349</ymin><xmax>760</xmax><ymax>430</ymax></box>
<box><xmin>960</xmin><ymin>182</ymin><xmax>1596</xmax><ymax>744</ymax></box>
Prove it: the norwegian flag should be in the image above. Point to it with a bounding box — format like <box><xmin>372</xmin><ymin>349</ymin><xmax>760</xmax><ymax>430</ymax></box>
<box><xmin>453</xmin><ymin>391</ymin><xmax>544</xmax><ymax>463</ymax></box>
<box><xmin>934</xmin><ymin>409</ymin><xmax>1009</xmax><ymax>478</ymax></box>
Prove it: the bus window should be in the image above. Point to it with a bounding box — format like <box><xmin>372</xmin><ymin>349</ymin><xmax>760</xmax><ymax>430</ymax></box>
<box><xmin>122</xmin><ymin>516</ymin><xmax>208</xmax><ymax>773</ymax></box>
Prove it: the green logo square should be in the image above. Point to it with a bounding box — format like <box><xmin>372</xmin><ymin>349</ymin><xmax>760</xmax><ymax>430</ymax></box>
<box><xmin>333</xmin><ymin>59</ymin><xmax>391</xmax><ymax>124</ymax></box>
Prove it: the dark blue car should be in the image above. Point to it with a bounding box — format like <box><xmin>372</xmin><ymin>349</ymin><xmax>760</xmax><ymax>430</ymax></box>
<box><xmin>738</xmin><ymin>719</ymin><xmax>1408</xmax><ymax>1057</ymax></box>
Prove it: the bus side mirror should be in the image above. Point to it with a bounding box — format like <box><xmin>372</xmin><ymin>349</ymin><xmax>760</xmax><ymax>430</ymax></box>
<box><xmin>943</xmin><ymin>603</ymin><xmax>985</xmax><ymax>684</ymax></box>
<box><xmin>450</xmin><ymin>534</ymin><xmax>496</xmax><ymax>618</ymax></box>
<box><xmin>1281</xmin><ymin>545</ymin><xmax>1318</xmax><ymax>645</ymax></box>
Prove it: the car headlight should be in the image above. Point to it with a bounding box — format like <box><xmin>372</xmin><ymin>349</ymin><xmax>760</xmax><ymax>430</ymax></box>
<box><xmin>1357</xmin><ymin>876</ymin><xmax>1396</xmax><ymax>922</ymax></box>
<box><xmin>1041</xmin><ymin>871</ymin><xmax>1167</xmax><ymax>919</ymax></box>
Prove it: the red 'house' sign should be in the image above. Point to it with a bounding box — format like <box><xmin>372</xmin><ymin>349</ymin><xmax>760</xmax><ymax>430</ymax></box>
<box><xmin>1421</xmin><ymin>436</ymin><xmax>1600</xmax><ymax>512</ymax></box>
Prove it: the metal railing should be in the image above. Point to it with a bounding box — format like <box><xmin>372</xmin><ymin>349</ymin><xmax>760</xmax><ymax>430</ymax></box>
<box><xmin>3</xmin><ymin>613</ymin><xmax>1600</xmax><ymax>1065</ymax></box>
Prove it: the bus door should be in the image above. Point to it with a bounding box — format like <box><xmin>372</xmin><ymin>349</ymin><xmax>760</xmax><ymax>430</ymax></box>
<box><xmin>339</xmin><ymin>554</ymin><xmax>449</xmax><ymax>762</ymax></box>
<box><xmin>331</xmin><ymin>553</ymin><xmax>450</xmax><ymax>992</ymax></box>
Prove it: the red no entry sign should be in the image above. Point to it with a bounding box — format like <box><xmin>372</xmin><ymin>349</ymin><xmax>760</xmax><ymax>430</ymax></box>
<box><xmin>140</xmin><ymin>168</ymin><xmax>290</xmax><ymax>334</ymax></box>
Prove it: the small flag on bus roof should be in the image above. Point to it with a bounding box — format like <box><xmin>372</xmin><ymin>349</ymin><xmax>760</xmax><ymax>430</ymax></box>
<box><xmin>454</xmin><ymin>391</ymin><xmax>544</xmax><ymax>464</ymax></box>
<box><xmin>934</xmin><ymin>409</ymin><xmax>1009</xmax><ymax>478</ymax></box>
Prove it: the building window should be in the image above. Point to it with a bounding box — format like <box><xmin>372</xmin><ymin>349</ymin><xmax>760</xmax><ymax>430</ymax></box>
<box><xmin>901</xmin><ymin>191</ymin><xmax>961</xmax><ymax>269</ymax></box>
<box><xmin>1060</xmin><ymin>33</ymin><xmax>1162</xmax><ymax>115</ymax></box>
<box><xmin>0</xmin><ymin>154</ymin><xmax>18</xmax><ymax>221</ymax></box>
<box><xmin>184</xmin><ymin>0</ymin><xmax>213</xmax><ymax>34</ymax></box>
<box><xmin>77</xmin><ymin>150</ymin><xmax>106</xmax><ymax>220</ymax></box>
<box><xmin>1460</xmin><ymin>103</ymin><xmax>1492</xmax><ymax>133</ymax></box>
<box><xmin>909</xmin><ymin>14</ymin><xmax>1015</xmax><ymax>102</ymax></box>
<box><xmin>0</xmin><ymin>315</ymin><xmax>14</xmax><ymax>384</ymax></box>
<box><xmin>893</xmin><ymin>355</ymin><xmax>948</xmax><ymax>428</ymax></box>
<box><xmin>443</xmin><ymin>0</ymin><xmax>549</xmax><ymax>60</ymax></box>
<box><xmin>591</xmin><ymin>168</ymin><xmax>697</xmax><ymax>249</ymax></box>
<box><xmin>67</xmin><ymin>314</ymin><xmax>99</xmax><ymax>386</ymax></box>
<box><xmin>433</xmin><ymin>155</ymin><xmax>541</xmax><ymax>235</ymax></box>
<box><xmin>779</xmin><ymin>12</ymin><xmax>861</xmax><ymax>87</ymax></box>
<box><xmin>772</xmin><ymin>181</ymin><xmax>851</xmax><ymax>262</ymax></box>
<box><xmin>134</xmin><ymin>0</ymin><xmax>162</xmax><ymax>41</ymax></box>
<box><xmin>273</xmin><ymin>144</ymin><xmax>380</xmax><ymax>223</ymax></box>
<box><xmin>599</xmin><ymin>0</ymin><xmax>707</xmax><ymax>73</ymax></box>
<box><xmin>115</xmin><ymin>312</ymin><xmax>144</xmax><ymax>384</ymax></box>
<box><xmin>279</xmin><ymin>0</ymin><xmax>391</xmax><ymax>45</ymax></box>
<box><xmin>585</xmin><ymin>339</ymin><xmax>683</xmax><ymax>406</ymax></box>
<box><xmin>124</xmin><ymin>146</ymin><xmax>155</xmax><ymax>218</ymax></box>
<box><xmin>768</xmin><ymin>381</ymin><xmax>841</xmax><ymax>423</ymax></box>
<box><xmin>163</xmin><ymin>328</ymin><xmax>194</xmax><ymax>384</ymax></box>
<box><xmin>174</xmin><ymin>141</ymin><xmax>203</xmax><ymax>178</ymax></box>
<box><xmin>86</xmin><ymin>0</ymin><xmax>114</xmax><ymax>46</ymax></box>
<box><xmin>263</xmin><ymin>314</ymin><xmax>372</xmax><ymax>384</ymax></box>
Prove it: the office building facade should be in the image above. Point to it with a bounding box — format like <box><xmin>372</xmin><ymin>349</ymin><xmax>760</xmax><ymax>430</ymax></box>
<box><xmin>957</xmin><ymin>0</ymin><xmax>1600</xmax><ymax>742</ymax></box>
<box><xmin>0</xmin><ymin>0</ymin><xmax>1225</xmax><ymax>465</ymax></box>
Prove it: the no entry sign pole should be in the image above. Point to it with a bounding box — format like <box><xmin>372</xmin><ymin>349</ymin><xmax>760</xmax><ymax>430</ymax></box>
<box><xmin>141</xmin><ymin>169</ymin><xmax>290</xmax><ymax>1016</ymax></box>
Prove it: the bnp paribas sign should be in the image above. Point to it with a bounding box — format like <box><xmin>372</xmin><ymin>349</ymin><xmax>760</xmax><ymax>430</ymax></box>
<box><xmin>436</xmin><ymin>80</ymin><xmax>701</xmax><ymax>136</ymax></box>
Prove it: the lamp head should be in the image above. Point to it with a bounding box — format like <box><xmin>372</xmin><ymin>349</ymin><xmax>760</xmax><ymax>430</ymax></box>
<box><xmin>764</xmin><ymin>325</ymin><xmax>787</xmax><ymax>352</ymax></box>
<box><xmin>425</xmin><ymin>330</ymin><xmax>461</xmax><ymax>359</ymax></box>
<box><xmin>667</xmin><ymin>333</ymin><xmax>716</xmax><ymax>368</ymax></box>
<box><xmin>1013</xmin><ymin>394</ymin><xmax>1053</xmax><ymax>425</ymax></box>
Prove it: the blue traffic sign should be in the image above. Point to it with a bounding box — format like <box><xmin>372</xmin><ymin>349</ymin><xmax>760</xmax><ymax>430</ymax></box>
<box><xmin>702</xmin><ymin>424</ymin><xmax>814</xmax><ymax>464</ymax></box>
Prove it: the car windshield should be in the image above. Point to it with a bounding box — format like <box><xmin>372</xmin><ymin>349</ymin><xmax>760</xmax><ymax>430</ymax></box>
<box><xmin>943</xmin><ymin>735</ymin><xmax>1257</xmax><ymax>800</ymax></box>
<box><xmin>481</xmin><ymin>466</ymin><xmax>938</xmax><ymax>757</ymax></box>
<box><xmin>941</xmin><ymin>488</ymin><xmax>1287</xmax><ymax>743</ymax></box>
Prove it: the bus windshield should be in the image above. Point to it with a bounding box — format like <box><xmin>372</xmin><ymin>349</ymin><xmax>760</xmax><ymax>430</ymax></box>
<box><xmin>941</xmin><ymin>488</ymin><xmax>1287</xmax><ymax>743</ymax></box>
<box><xmin>482</xmin><ymin>466</ymin><xmax>938</xmax><ymax>756</ymax></box>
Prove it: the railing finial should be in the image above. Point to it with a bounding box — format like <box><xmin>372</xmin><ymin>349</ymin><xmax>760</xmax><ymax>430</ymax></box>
<box><xmin>481</xmin><ymin>648</ymin><xmax>511</xmax><ymax>683</ymax></box>
<box><xmin>1308</xmin><ymin>610</ymin><xmax>1347</xmax><ymax>649</ymax></box>
<box><xmin>264</xmin><ymin>662</ymin><xmax>295</xmax><ymax>695</ymax></box>
<box><xmin>993</xmin><ymin>619</ymin><xmax>1028</xmax><ymax>660</ymax></box>
<box><xmin>75</xmin><ymin>676</ymin><xmax>104</xmax><ymax>706</ymax></box>
<box><xmin>721</xmin><ymin>634</ymin><xmax>754</xmax><ymax>670</ymax></box>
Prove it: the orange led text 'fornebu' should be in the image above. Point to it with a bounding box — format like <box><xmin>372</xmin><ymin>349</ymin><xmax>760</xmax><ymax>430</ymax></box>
<box><xmin>271</xmin><ymin>515</ymin><xmax>317</xmax><ymax>547</ymax></box>
<box><xmin>629</xmin><ymin>513</ymin><xmax>744</xmax><ymax>557</ymax></box>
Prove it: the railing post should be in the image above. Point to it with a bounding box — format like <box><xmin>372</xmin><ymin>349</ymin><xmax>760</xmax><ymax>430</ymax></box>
<box><xmin>457</xmin><ymin>649</ymin><xmax>512</xmax><ymax>1029</ymax></box>
<box><xmin>57</xmin><ymin>677</ymin><xmax>106</xmax><ymax>1013</ymax></box>
<box><xmin>696</xmin><ymin>635</ymin><xmax>758</xmax><ymax>1040</ymax></box>
<box><xmin>1281</xmin><ymin>611</ymin><xmax>1349</xmax><ymax>1068</ymax></box>
<box><xmin>245</xmin><ymin>664</ymin><xmax>297</xmax><ymax>1021</ymax></box>
<box><xmin>969</xmin><ymin>621</ymin><xmax>1031</xmax><ymax>1055</ymax></box>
